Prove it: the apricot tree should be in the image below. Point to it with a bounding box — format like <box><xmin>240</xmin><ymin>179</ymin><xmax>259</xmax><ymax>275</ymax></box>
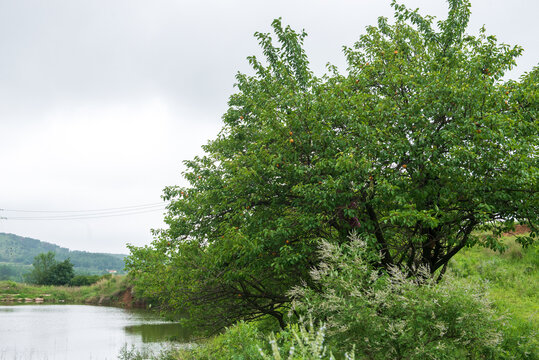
<box><xmin>126</xmin><ymin>0</ymin><xmax>538</xmax><ymax>331</ymax></box>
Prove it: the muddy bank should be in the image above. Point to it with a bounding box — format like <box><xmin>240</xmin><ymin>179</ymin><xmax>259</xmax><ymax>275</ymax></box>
<box><xmin>84</xmin><ymin>286</ymin><xmax>147</xmax><ymax>308</ymax></box>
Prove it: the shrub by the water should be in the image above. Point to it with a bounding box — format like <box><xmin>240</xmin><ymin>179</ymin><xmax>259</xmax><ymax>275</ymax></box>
<box><xmin>173</xmin><ymin>320</ymin><xmax>345</xmax><ymax>360</ymax></box>
<box><xmin>258</xmin><ymin>320</ymin><xmax>351</xmax><ymax>360</ymax></box>
<box><xmin>173</xmin><ymin>321</ymin><xmax>265</xmax><ymax>360</ymax></box>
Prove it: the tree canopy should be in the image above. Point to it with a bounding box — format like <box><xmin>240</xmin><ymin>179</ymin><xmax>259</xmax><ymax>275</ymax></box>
<box><xmin>126</xmin><ymin>0</ymin><xmax>538</xmax><ymax>331</ymax></box>
<box><xmin>26</xmin><ymin>251</ymin><xmax>75</xmax><ymax>286</ymax></box>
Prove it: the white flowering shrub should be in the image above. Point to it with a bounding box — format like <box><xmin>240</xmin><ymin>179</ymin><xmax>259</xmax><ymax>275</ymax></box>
<box><xmin>258</xmin><ymin>319</ymin><xmax>354</xmax><ymax>360</ymax></box>
<box><xmin>290</xmin><ymin>234</ymin><xmax>504</xmax><ymax>359</ymax></box>
<box><xmin>173</xmin><ymin>319</ymin><xmax>351</xmax><ymax>360</ymax></box>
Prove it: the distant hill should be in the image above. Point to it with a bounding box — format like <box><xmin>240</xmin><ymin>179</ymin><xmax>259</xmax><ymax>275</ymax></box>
<box><xmin>0</xmin><ymin>233</ymin><xmax>126</xmax><ymax>281</ymax></box>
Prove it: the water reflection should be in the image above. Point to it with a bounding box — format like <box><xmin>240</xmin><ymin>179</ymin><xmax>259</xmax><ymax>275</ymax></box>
<box><xmin>0</xmin><ymin>304</ymin><xmax>192</xmax><ymax>359</ymax></box>
<box><xmin>124</xmin><ymin>323</ymin><xmax>192</xmax><ymax>343</ymax></box>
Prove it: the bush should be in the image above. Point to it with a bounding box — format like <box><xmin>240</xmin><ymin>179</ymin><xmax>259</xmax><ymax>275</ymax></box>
<box><xmin>117</xmin><ymin>344</ymin><xmax>179</xmax><ymax>360</ymax></box>
<box><xmin>258</xmin><ymin>320</ymin><xmax>352</xmax><ymax>360</ymax></box>
<box><xmin>175</xmin><ymin>321</ymin><xmax>266</xmax><ymax>360</ymax></box>
<box><xmin>290</xmin><ymin>234</ymin><xmax>504</xmax><ymax>359</ymax></box>
<box><xmin>174</xmin><ymin>319</ymin><xmax>349</xmax><ymax>360</ymax></box>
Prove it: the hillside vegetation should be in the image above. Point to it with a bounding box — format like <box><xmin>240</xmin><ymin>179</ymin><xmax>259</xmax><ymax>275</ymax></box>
<box><xmin>0</xmin><ymin>233</ymin><xmax>126</xmax><ymax>281</ymax></box>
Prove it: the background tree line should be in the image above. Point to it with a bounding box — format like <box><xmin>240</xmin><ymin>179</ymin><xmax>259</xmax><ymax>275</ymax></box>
<box><xmin>0</xmin><ymin>232</ymin><xmax>125</xmax><ymax>281</ymax></box>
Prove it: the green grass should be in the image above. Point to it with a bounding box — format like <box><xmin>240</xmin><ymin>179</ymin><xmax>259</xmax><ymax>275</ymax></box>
<box><xmin>448</xmin><ymin>234</ymin><xmax>538</xmax><ymax>357</ymax></box>
<box><xmin>448</xmin><ymin>235</ymin><xmax>538</xmax><ymax>326</ymax></box>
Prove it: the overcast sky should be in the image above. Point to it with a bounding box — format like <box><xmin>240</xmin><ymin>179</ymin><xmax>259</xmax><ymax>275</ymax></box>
<box><xmin>1</xmin><ymin>0</ymin><xmax>537</xmax><ymax>254</ymax></box>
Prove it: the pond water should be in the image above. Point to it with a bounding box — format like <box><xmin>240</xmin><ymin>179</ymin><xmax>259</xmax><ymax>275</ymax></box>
<box><xmin>0</xmin><ymin>304</ymin><xmax>191</xmax><ymax>360</ymax></box>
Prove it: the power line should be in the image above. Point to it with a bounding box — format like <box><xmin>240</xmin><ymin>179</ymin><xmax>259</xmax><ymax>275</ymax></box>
<box><xmin>0</xmin><ymin>202</ymin><xmax>165</xmax><ymax>214</ymax></box>
<box><xmin>1</xmin><ymin>204</ymin><xmax>165</xmax><ymax>218</ymax></box>
<box><xmin>5</xmin><ymin>207</ymin><xmax>166</xmax><ymax>221</ymax></box>
<box><xmin>0</xmin><ymin>202</ymin><xmax>169</xmax><ymax>221</ymax></box>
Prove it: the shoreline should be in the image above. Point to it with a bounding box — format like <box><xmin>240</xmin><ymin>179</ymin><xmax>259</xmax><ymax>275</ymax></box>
<box><xmin>0</xmin><ymin>276</ymin><xmax>148</xmax><ymax>309</ymax></box>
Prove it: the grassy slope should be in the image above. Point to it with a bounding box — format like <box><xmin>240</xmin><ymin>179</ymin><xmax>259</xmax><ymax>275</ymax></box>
<box><xmin>448</xmin><ymin>235</ymin><xmax>538</xmax><ymax>327</ymax></box>
<box><xmin>448</xmin><ymin>234</ymin><xmax>538</xmax><ymax>357</ymax></box>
